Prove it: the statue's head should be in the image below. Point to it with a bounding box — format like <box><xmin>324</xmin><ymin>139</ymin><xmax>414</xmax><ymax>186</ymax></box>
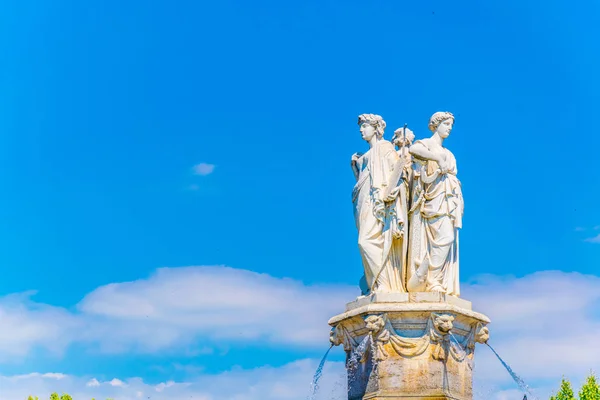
<box><xmin>428</xmin><ymin>111</ymin><xmax>455</xmax><ymax>139</ymax></box>
<box><xmin>392</xmin><ymin>127</ymin><xmax>415</xmax><ymax>149</ymax></box>
<box><xmin>358</xmin><ymin>114</ymin><xmax>386</xmax><ymax>142</ymax></box>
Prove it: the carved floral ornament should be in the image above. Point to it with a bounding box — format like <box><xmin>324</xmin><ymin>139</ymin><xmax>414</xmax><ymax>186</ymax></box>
<box><xmin>330</xmin><ymin>313</ymin><xmax>489</xmax><ymax>363</ymax></box>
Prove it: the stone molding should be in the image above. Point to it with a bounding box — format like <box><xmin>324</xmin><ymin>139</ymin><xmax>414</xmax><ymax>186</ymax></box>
<box><xmin>330</xmin><ymin>312</ymin><xmax>489</xmax><ymax>364</ymax></box>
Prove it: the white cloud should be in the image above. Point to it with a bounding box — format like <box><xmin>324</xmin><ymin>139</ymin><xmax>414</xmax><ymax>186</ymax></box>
<box><xmin>0</xmin><ymin>266</ymin><xmax>357</xmax><ymax>357</ymax></box>
<box><xmin>464</xmin><ymin>271</ymin><xmax>600</xmax><ymax>391</ymax></box>
<box><xmin>155</xmin><ymin>380</ymin><xmax>175</xmax><ymax>392</ymax></box>
<box><xmin>10</xmin><ymin>373</ymin><xmax>67</xmax><ymax>381</ymax></box>
<box><xmin>192</xmin><ymin>163</ymin><xmax>215</xmax><ymax>176</ymax></box>
<box><xmin>585</xmin><ymin>233</ymin><xmax>600</xmax><ymax>243</ymax></box>
<box><xmin>0</xmin><ymin>292</ymin><xmax>83</xmax><ymax>361</ymax></box>
<box><xmin>2</xmin><ymin>267</ymin><xmax>600</xmax><ymax>398</ymax></box>
<box><xmin>0</xmin><ymin>359</ymin><xmax>346</xmax><ymax>400</ymax></box>
<box><xmin>75</xmin><ymin>266</ymin><xmax>357</xmax><ymax>352</ymax></box>
<box><xmin>109</xmin><ymin>378</ymin><xmax>127</xmax><ymax>387</ymax></box>
<box><xmin>86</xmin><ymin>378</ymin><xmax>100</xmax><ymax>387</ymax></box>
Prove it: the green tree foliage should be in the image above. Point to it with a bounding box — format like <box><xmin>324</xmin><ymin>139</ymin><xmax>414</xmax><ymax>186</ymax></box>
<box><xmin>555</xmin><ymin>377</ymin><xmax>576</xmax><ymax>400</ymax></box>
<box><xmin>49</xmin><ymin>393</ymin><xmax>60</xmax><ymax>400</ymax></box>
<box><xmin>60</xmin><ymin>394</ymin><xmax>73</xmax><ymax>400</ymax></box>
<box><xmin>579</xmin><ymin>373</ymin><xmax>600</xmax><ymax>400</ymax></box>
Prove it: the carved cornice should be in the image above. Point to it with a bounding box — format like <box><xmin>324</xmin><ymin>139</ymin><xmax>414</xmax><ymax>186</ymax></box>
<box><xmin>330</xmin><ymin>312</ymin><xmax>490</xmax><ymax>364</ymax></box>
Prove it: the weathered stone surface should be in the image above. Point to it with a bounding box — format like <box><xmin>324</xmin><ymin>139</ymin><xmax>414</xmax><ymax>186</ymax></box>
<box><xmin>329</xmin><ymin>294</ymin><xmax>490</xmax><ymax>400</ymax></box>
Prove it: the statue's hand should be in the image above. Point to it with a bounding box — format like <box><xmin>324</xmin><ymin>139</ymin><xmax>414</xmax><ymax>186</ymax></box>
<box><xmin>351</xmin><ymin>153</ymin><xmax>361</xmax><ymax>165</ymax></box>
<box><xmin>437</xmin><ymin>157</ymin><xmax>450</xmax><ymax>174</ymax></box>
<box><xmin>373</xmin><ymin>195</ymin><xmax>386</xmax><ymax>221</ymax></box>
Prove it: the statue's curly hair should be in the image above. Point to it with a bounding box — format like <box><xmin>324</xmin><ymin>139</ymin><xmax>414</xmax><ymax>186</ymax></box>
<box><xmin>428</xmin><ymin>111</ymin><xmax>454</xmax><ymax>133</ymax></box>
<box><xmin>358</xmin><ymin>114</ymin><xmax>386</xmax><ymax>138</ymax></box>
<box><xmin>392</xmin><ymin>127</ymin><xmax>415</xmax><ymax>147</ymax></box>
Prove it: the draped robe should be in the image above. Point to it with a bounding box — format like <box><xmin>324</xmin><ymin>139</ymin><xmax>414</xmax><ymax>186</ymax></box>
<box><xmin>406</xmin><ymin>138</ymin><xmax>463</xmax><ymax>296</ymax></box>
<box><xmin>352</xmin><ymin>140</ymin><xmax>408</xmax><ymax>294</ymax></box>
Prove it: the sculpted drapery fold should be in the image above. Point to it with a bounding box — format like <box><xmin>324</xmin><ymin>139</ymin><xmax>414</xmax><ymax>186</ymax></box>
<box><xmin>406</xmin><ymin>112</ymin><xmax>463</xmax><ymax>296</ymax></box>
<box><xmin>351</xmin><ymin>112</ymin><xmax>463</xmax><ymax>296</ymax></box>
<box><xmin>330</xmin><ymin>313</ymin><xmax>488</xmax><ymax>362</ymax></box>
<box><xmin>352</xmin><ymin>114</ymin><xmax>408</xmax><ymax>294</ymax></box>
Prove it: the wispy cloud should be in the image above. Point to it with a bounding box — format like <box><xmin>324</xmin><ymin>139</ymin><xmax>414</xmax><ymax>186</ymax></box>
<box><xmin>0</xmin><ymin>266</ymin><xmax>357</xmax><ymax>358</ymax></box>
<box><xmin>86</xmin><ymin>378</ymin><xmax>100</xmax><ymax>387</ymax></box>
<box><xmin>192</xmin><ymin>163</ymin><xmax>215</xmax><ymax>176</ymax></box>
<box><xmin>76</xmin><ymin>266</ymin><xmax>357</xmax><ymax>351</ymax></box>
<box><xmin>585</xmin><ymin>234</ymin><xmax>600</xmax><ymax>243</ymax></box>
<box><xmin>0</xmin><ymin>292</ymin><xmax>82</xmax><ymax>359</ymax></box>
<box><xmin>2</xmin><ymin>267</ymin><xmax>600</xmax><ymax>398</ymax></box>
<box><xmin>574</xmin><ymin>225</ymin><xmax>600</xmax><ymax>240</ymax></box>
<box><xmin>0</xmin><ymin>359</ymin><xmax>346</xmax><ymax>400</ymax></box>
<box><xmin>464</xmin><ymin>270</ymin><xmax>600</xmax><ymax>390</ymax></box>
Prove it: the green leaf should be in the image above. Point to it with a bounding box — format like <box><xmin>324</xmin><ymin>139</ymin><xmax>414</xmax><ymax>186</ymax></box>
<box><xmin>579</xmin><ymin>372</ymin><xmax>600</xmax><ymax>400</ymax></box>
<box><xmin>554</xmin><ymin>377</ymin><xmax>576</xmax><ymax>400</ymax></box>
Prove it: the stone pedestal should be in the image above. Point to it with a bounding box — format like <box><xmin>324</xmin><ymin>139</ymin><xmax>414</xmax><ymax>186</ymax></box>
<box><xmin>328</xmin><ymin>293</ymin><xmax>490</xmax><ymax>400</ymax></box>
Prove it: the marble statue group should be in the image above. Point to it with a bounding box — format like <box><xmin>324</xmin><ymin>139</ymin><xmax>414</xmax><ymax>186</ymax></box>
<box><xmin>351</xmin><ymin>112</ymin><xmax>463</xmax><ymax>297</ymax></box>
<box><xmin>335</xmin><ymin>111</ymin><xmax>487</xmax><ymax>400</ymax></box>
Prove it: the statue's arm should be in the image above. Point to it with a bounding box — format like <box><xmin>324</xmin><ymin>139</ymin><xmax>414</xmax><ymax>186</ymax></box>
<box><xmin>382</xmin><ymin>149</ymin><xmax>406</xmax><ymax>201</ymax></box>
<box><xmin>409</xmin><ymin>141</ymin><xmax>441</xmax><ymax>163</ymax></box>
<box><xmin>351</xmin><ymin>152</ymin><xmax>362</xmax><ymax>180</ymax></box>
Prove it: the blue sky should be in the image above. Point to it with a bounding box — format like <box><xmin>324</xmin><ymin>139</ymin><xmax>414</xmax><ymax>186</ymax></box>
<box><xmin>0</xmin><ymin>0</ymin><xmax>599</xmax><ymax>399</ymax></box>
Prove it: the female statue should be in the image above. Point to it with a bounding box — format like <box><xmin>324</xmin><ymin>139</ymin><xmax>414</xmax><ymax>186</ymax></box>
<box><xmin>391</xmin><ymin>126</ymin><xmax>416</xmax><ymax>211</ymax></box>
<box><xmin>392</xmin><ymin>126</ymin><xmax>415</xmax><ymax>156</ymax></box>
<box><xmin>351</xmin><ymin>114</ymin><xmax>408</xmax><ymax>294</ymax></box>
<box><xmin>406</xmin><ymin>112</ymin><xmax>463</xmax><ymax>296</ymax></box>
